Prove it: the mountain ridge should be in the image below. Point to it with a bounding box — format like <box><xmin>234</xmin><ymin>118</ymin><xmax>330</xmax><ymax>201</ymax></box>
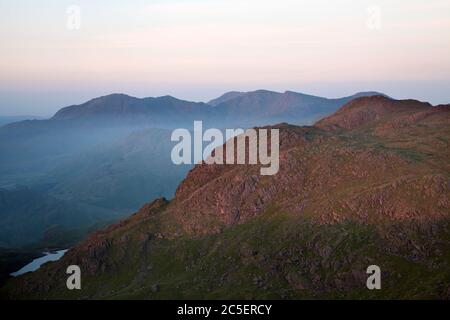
<box><xmin>3</xmin><ymin>95</ymin><xmax>449</xmax><ymax>299</ymax></box>
<box><xmin>46</xmin><ymin>90</ymin><xmax>387</xmax><ymax>125</ymax></box>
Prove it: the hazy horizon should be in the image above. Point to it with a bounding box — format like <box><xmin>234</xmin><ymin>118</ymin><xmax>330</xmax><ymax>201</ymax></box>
<box><xmin>1</xmin><ymin>0</ymin><xmax>449</xmax><ymax>116</ymax></box>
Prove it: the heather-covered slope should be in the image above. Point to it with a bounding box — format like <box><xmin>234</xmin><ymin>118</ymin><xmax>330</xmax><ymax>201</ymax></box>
<box><xmin>2</xmin><ymin>96</ymin><xmax>449</xmax><ymax>299</ymax></box>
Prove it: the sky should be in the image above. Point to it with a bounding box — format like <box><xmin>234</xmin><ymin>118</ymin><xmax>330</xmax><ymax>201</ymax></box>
<box><xmin>0</xmin><ymin>0</ymin><xmax>449</xmax><ymax>116</ymax></box>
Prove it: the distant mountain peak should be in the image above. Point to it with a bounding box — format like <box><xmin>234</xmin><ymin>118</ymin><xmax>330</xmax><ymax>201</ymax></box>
<box><xmin>156</xmin><ymin>95</ymin><xmax>177</xmax><ymax>100</ymax></box>
<box><xmin>91</xmin><ymin>93</ymin><xmax>139</xmax><ymax>102</ymax></box>
<box><xmin>350</xmin><ymin>91</ymin><xmax>390</xmax><ymax>99</ymax></box>
<box><xmin>251</xmin><ymin>89</ymin><xmax>280</xmax><ymax>94</ymax></box>
<box><xmin>207</xmin><ymin>91</ymin><xmax>245</xmax><ymax>106</ymax></box>
<box><xmin>50</xmin><ymin>93</ymin><xmax>210</xmax><ymax>122</ymax></box>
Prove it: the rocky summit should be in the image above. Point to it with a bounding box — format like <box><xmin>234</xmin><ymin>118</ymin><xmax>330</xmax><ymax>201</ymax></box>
<box><xmin>2</xmin><ymin>96</ymin><xmax>449</xmax><ymax>299</ymax></box>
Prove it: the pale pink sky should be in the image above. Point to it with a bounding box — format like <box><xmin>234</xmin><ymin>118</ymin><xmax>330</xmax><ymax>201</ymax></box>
<box><xmin>0</xmin><ymin>0</ymin><xmax>449</xmax><ymax>115</ymax></box>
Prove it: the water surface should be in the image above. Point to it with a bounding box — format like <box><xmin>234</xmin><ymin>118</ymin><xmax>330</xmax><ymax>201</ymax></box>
<box><xmin>11</xmin><ymin>249</ymin><xmax>68</xmax><ymax>277</ymax></box>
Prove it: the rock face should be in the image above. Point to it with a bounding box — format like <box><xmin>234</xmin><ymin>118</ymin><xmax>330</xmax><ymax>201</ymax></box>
<box><xmin>2</xmin><ymin>96</ymin><xmax>450</xmax><ymax>300</ymax></box>
<box><xmin>164</xmin><ymin>96</ymin><xmax>449</xmax><ymax>233</ymax></box>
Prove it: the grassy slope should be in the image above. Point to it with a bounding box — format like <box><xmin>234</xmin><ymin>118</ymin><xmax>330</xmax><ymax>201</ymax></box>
<box><xmin>3</xmin><ymin>209</ymin><xmax>449</xmax><ymax>300</ymax></box>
